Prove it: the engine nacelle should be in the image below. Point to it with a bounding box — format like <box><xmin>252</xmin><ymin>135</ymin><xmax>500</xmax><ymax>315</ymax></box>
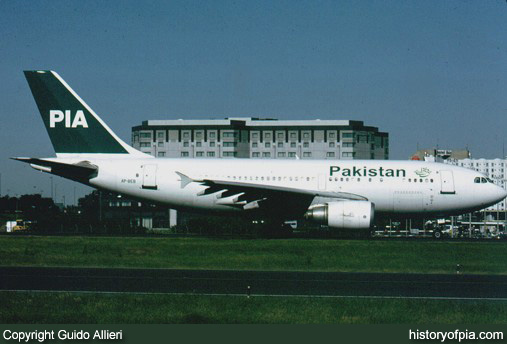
<box><xmin>305</xmin><ymin>201</ymin><xmax>375</xmax><ymax>229</ymax></box>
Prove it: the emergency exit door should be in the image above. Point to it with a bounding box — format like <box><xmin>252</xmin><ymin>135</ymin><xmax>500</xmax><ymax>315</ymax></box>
<box><xmin>142</xmin><ymin>165</ymin><xmax>158</xmax><ymax>190</ymax></box>
<box><xmin>440</xmin><ymin>170</ymin><xmax>455</xmax><ymax>194</ymax></box>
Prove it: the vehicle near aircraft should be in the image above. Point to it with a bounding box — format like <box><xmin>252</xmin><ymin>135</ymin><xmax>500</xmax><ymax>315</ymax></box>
<box><xmin>5</xmin><ymin>219</ymin><xmax>32</xmax><ymax>232</ymax></box>
<box><xmin>13</xmin><ymin>71</ymin><xmax>507</xmax><ymax>231</ymax></box>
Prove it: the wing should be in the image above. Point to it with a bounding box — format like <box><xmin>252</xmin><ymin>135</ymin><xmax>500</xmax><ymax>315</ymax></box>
<box><xmin>176</xmin><ymin>172</ymin><xmax>368</xmax><ymax>219</ymax></box>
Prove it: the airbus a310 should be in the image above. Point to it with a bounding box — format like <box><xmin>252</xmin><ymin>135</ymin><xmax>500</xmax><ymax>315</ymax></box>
<box><xmin>14</xmin><ymin>71</ymin><xmax>507</xmax><ymax>230</ymax></box>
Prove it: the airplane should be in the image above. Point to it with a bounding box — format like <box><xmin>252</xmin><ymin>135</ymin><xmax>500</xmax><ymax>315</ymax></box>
<box><xmin>13</xmin><ymin>70</ymin><xmax>507</xmax><ymax>231</ymax></box>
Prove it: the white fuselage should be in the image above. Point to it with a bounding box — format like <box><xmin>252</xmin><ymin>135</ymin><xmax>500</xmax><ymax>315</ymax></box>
<box><xmin>61</xmin><ymin>157</ymin><xmax>507</xmax><ymax>218</ymax></box>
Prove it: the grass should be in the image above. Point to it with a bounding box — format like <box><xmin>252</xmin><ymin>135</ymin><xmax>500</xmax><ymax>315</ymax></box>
<box><xmin>1</xmin><ymin>236</ymin><xmax>506</xmax><ymax>324</ymax></box>
<box><xmin>0</xmin><ymin>236</ymin><xmax>506</xmax><ymax>274</ymax></box>
<box><xmin>1</xmin><ymin>291</ymin><xmax>506</xmax><ymax>324</ymax></box>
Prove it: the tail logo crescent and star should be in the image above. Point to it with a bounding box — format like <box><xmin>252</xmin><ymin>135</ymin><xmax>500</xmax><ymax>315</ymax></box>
<box><xmin>49</xmin><ymin>110</ymin><xmax>89</xmax><ymax>128</ymax></box>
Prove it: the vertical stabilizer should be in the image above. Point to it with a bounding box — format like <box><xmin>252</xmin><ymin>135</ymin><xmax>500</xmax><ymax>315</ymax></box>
<box><xmin>24</xmin><ymin>70</ymin><xmax>149</xmax><ymax>157</ymax></box>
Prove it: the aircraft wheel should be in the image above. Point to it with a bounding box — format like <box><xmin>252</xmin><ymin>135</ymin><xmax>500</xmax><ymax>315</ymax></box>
<box><xmin>433</xmin><ymin>229</ymin><xmax>442</xmax><ymax>239</ymax></box>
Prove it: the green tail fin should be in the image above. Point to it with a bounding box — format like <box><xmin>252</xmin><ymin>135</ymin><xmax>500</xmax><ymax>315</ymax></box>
<box><xmin>24</xmin><ymin>70</ymin><xmax>141</xmax><ymax>156</ymax></box>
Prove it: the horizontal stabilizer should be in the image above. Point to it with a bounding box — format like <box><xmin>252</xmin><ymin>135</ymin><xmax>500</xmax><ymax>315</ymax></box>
<box><xmin>12</xmin><ymin>157</ymin><xmax>98</xmax><ymax>182</ymax></box>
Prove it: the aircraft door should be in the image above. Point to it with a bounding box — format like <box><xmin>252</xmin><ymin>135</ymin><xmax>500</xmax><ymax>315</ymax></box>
<box><xmin>142</xmin><ymin>164</ymin><xmax>158</xmax><ymax>190</ymax></box>
<box><xmin>439</xmin><ymin>170</ymin><xmax>455</xmax><ymax>194</ymax></box>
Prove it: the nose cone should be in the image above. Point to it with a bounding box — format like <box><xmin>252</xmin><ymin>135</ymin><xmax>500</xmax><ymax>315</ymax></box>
<box><xmin>491</xmin><ymin>185</ymin><xmax>507</xmax><ymax>205</ymax></box>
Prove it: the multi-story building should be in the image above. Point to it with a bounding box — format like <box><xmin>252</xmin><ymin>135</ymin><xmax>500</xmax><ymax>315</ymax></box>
<box><xmin>131</xmin><ymin>118</ymin><xmax>389</xmax><ymax>160</ymax></box>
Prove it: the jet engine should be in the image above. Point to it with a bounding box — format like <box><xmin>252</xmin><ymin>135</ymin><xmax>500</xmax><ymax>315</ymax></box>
<box><xmin>304</xmin><ymin>201</ymin><xmax>374</xmax><ymax>229</ymax></box>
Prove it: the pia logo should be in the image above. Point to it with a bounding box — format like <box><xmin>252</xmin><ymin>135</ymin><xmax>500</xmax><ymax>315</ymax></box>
<box><xmin>49</xmin><ymin>110</ymin><xmax>89</xmax><ymax>128</ymax></box>
<box><xmin>414</xmin><ymin>167</ymin><xmax>431</xmax><ymax>178</ymax></box>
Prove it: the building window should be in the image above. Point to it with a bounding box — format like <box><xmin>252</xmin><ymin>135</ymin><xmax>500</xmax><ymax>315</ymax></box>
<box><xmin>210</xmin><ymin>141</ymin><xmax>215</xmax><ymax>147</ymax></box>
<box><xmin>290</xmin><ymin>142</ymin><xmax>296</xmax><ymax>148</ymax></box>
<box><xmin>303</xmin><ymin>142</ymin><xmax>309</xmax><ymax>148</ymax></box>
<box><xmin>140</xmin><ymin>132</ymin><xmax>152</xmax><ymax>139</ymax></box>
<box><xmin>326</xmin><ymin>152</ymin><xmax>335</xmax><ymax>157</ymax></box>
<box><xmin>223</xmin><ymin>142</ymin><xmax>237</xmax><ymax>147</ymax></box>
<box><xmin>303</xmin><ymin>132</ymin><xmax>310</xmax><ymax>139</ymax></box>
<box><xmin>252</xmin><ymin>152</ymin><xmax>260</xmax><ymax>158</ymax></box>
<box><xmin>342</xmin><ymin>142</ymin><xmax>354</xmax><ymax>148</ymax></box>
<box><xmin>181</xmin><ymin>152</ymin><xmax>189</xmax><ymax>157</ymax></box>
<box><xmin>252</xmin><ymin>142</ymin><xmax>258</xmax><ymax>148</ymax></box>
<box><xmin>223</xmin><ymin>152</ymin><xmax>237</xmax><ymax>157</ymax></box>
<box><xmin>157</xmin><ymin>152</ymin><xmax>166</xmax><ymax>157</ymax></box>
<box><xmin>157</xmin><ymin>132</ymin><xmax>165</xmax><ymax>139</ymax></box>
<box><xmin>288</xmin><ymin>152</ymin><xmax>296</xmax><ymax>158</ymax></box>
<box><xmin>223</xmin><ymin>131</ymin><xmax>238</xmax><ymax>138</ymax></box>
<box><xmin>329</xmin><ymin>132</ymin><xmax>335</xmax><ymax>139</ymax></box>
<box><xmin>196</xmin><ymin>141</ymin><xmax>202</xmax><ymax>147</ymax></box>
<box><xmin>183</xmin><ymin>132</ymin><xmax>190</xmax><ymax>139</ymax></box>
<box><xmin>196</xmin><ymin>152</ymin><xmax>204</xmax><ymax>157</ymax></box>
<box><xmin>209</xmin><ymin>132</ymin><xmax>216</xmax><ymax>139</ymax></box>
<box><xmin>277</xmin><ymin>133</ymin><xmax>284</xmax><ymax>139</ymax></box>
<box><xmin>183</xmin><ymin>141</ymin><xmax>189</xmax><ymax>147</ymax></box>
<box><xmin>195</xmin><ymin>132</ymin><xmax>203</xmax><ymax>139</ymax></box>
<box><xmin>265</xmin><ymin>133</ymin><xmax>271</xmax><ymax>139</ymax></box>
<box><xmin>277</xmin><ymin>142</ymin><xmax>283</xmax><ymax>148</ymax></box>
<box><xmin>262</xmin><ymin>152</ymin><xmax>271</xmax><ymax>157</ymax></box>
<box><xmin>342</xmin><ymin>133</ymin><xmax>354</xmax><ymax>139</ymax></box>
<box><xmin>140</xmin><ymin>142</ymin><xmax>151</xmax><ymax>148</ymax></box>
<box><xmin>207</xmin><ymin>152</ymin><xmax>215</xmax><ymax>157</ymax></box>
<box><xmin>290</xmin><ymin>132</ymin><xmax>297</xmax><ymax>139</ymax></box>
<box><xmin>329</xmin><ymin>142</ymin><xmax>335</xmax><ymax>148</ymax></box>
<box><xmin>342</xmin><ymin>152</ymin><xmax>355</xmax><ymax>157</ymax></box>
<box><xmin>303</xmin><ymin>152</ymin><xmax>311</xmax><ymax>157</ymax></box>
<box><xmin>252</xmin><ymin>132</ymin><xmax>259</xmax><ymax>139</ymax></box>
<box><xmin>265</xmin><ymin>142</ymin><xmax>271</xmax><ymax>148</ymax></box>
<box><xmin>278</xmin><ymin>152</ymin><xmax>286</xmax><ymax>157</ymax></box>
<box><xmin>157</xmin><ymin>142</ymin><xmax>164</xmax><ymax>147</ymax></box>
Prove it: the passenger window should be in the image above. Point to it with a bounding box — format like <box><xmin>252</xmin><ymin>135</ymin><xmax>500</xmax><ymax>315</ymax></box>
<box><xmin>474</xmin><ymin>177</ymin><xmax>481</xmax><ymax>183</ymax></box>
<box><xmin>481</xmin><ymin>178</ymin><xmax>487</xmax><ymax>183</ymax></box>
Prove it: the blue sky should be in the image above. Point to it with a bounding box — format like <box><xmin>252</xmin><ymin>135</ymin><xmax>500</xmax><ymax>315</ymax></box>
<box><xmin>1</xmin><ymin>0</ymin><xmax>506</xmax><ymax>203</ymax></box>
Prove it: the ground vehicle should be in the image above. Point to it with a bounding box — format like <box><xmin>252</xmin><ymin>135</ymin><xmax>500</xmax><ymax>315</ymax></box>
<box><xmin>5</xmin><ymin>220</ymin><xmax>31</xmax><ymax>232</ymax></box>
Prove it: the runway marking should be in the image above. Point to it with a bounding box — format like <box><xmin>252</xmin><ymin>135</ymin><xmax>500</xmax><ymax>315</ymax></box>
<box><xmin>1</xmin><ymin>289</ymin><xmax>507</xmax><ymax>301</ymax></box>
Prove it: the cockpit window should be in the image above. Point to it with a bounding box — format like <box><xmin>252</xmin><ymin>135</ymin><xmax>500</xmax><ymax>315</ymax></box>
<box><xmin>474</xmin><ymin>177</ymin><xmax>481</xmax><ymax>183</ymax></box>
<box><xmin>481</xmin><ymin>177</ymin><xmax>487</xmax><ymax>183</ymax></box>
<box><xmin>487</xmin><ymin>178</ymin><xmax>494</xmax><ymax>183</ymax></box>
